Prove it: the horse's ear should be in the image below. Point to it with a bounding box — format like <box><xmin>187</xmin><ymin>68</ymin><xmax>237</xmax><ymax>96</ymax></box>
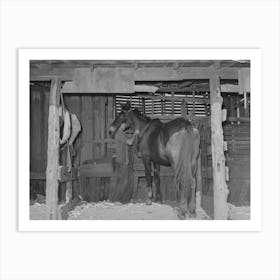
<box><xmin>121</xmin><ymin>101</ymin><xmax>131</xmax><ymax>112</ymax></box>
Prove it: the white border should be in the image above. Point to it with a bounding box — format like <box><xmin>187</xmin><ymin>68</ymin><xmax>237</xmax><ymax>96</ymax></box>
<box><xmin>18</xmin><ymin>49</ymin><xmax>262</xmax><ymax>231</ymax></box>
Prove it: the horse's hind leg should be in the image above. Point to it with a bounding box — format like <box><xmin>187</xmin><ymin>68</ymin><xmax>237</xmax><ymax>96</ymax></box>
<box><xmin>143</xmin><ymin>156</ymin><xmax>153</xmax><ymax>205</ymax></box>
<box><xmin>179</xmin><ymin>175</ymin><xmax>195</xmax><ymax>219</ymax></box>
<box><xmin>152</xmin><ymin>163</ymin><xmax>161</xmax><ymax>202</ymax></box>
<box><xmin>186</xmin><ymin>161</ymin><xmax>197</xmax><ymax>216</ymax></box>
<box><xmin>177</xmin><ymin>184</ymin><xmax>188</xmax><ymax>220</ymax></box>
<box><xmin>188</xmin><ymin>176</ymin><xmax>196</xmax><ymax>216</ymax></box>
<box><xmin>189</xmin><ymin>135</ymin><xmax>201</xmax><ymax>216</ymax></box>
<box><xmin>169</xmin><ymin>154</ymin><xmax>188</xmax><ymax>219</ymax></box>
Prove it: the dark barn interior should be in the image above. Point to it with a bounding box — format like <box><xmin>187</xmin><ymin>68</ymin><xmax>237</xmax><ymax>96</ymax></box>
<box><xmin>30</xmin><ymin>60</ymin><xmax>250</xmax><ymax>219</ymax></box>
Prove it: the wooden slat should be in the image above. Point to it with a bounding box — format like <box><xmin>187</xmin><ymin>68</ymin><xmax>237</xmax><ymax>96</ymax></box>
<box><xmin>79</xmin><ymin>163</ymin><xmax>114</xmax><ymax>177</ymax></box>
<box><xmin>80</xmin><ymin>96</ymin><xmax>93</xmax><ymax>162</ymax></box>
<box><xmin>30</xmin><ymin>172</ymin><xmax>46</xmax><ymax>180</ymax></box>
<box><xmin>226</xmin><ymin>117</ymin><xmax>250</xmax><ymax>123</ymax></box>
<box><xmin>64</xmin><ymin>67</ymin><xmax>135</xmax><ymax>93</ymax></box>
<box><xmin>202</xmin><ymin>167</ymin><xmax>213</xmax><ymax>178</ymax></box>
<box><xmin>149</xmin><ymin>95</ymin><xmax>209</xmax><ymax>104</ymax></box>
<box><xmin>58</xmin><ymin>166</ymin><xmax>78</xmax><ymax>183</ymax></box>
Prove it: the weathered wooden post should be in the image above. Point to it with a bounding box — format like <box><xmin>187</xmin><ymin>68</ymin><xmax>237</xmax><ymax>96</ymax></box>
<box><xmin>46</xmin><ymin>77</ymin><xmax>61</xmax><ymax>219</ymax></box>
<box><xmin>195</xmin><ymin>152</ymin><xmax>202</xmax><ymax>210</ymax></box>
<box><xmin>65</xmin><ymin>169</ymin><xmax>72</xmax><ymax>204</ymax></box>
<box><xmin>209</xmin><ymin>65</ymin><xmax>229</xmax><ymax>220</ymax></box>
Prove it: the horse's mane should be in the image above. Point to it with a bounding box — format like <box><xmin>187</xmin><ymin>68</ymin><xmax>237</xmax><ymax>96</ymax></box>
<box><xmin>132</xmin><ymin>108</ymin><xmax>151</xmax><ymax>122</ymax></box>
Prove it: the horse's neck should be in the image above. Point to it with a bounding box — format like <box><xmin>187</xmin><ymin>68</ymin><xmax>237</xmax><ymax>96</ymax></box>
<box><xmin>134</xmin><ymin>117</ymin><xmax>150</xmax><ymax>132</ymax></box>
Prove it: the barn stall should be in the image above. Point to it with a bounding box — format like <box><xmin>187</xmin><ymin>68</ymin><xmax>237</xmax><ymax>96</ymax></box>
<box><xmin>29</xmin><ymin>60</ymin><xmax>250</xmax><ymax>220</ymax></box>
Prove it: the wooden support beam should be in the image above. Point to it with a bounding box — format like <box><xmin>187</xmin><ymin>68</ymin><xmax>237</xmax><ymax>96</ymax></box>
<box><xmin>195</xmin><ymin>152</ymin><xmax>202</xmax><ymax>210</ymax></box>
<box><xmin>209</xmin><ymin>65</ymin><xmax>229</xmax><ymax>220</ymax></box>
<box><xmin>135</xmin><ymin>67</ymin><xmax>238</xmax><ymax>81</ymax></box>
<box><xmin>62</xmin><ymin>67</ymin><xmax>135</xmax><ymax>93</ymax></box>
<box><xmin>222</xmin><ymin>109</ymin><xmax>227</xmax><ymax>122</ymax></box>
<box><xmin>147</xmin><ymin>94</ymin><xmax>210</xmax><ymax>104</ymax></box>
<box><xmin>31</xmin><ymin>66</ymin><xmax>239</xmax><ymax>83</ymax></box>
<box><xmin>46</xmin><ymin>77</ymin><xmax>61</xmax><ymax>220</ymax></box>
<box><xmin>65</xmin><ymin>182</ymin><xmax>72</xmax><ymax>204</ymax></box>
<box><xmin>30</xmin><ymin>66</ymin><xmax>75</xmax><ymax>81</ymax></box>
<box><xmin>238</xmin><ymin>68</ymin><xmax>250</xmax><ymax>94</ymax></box>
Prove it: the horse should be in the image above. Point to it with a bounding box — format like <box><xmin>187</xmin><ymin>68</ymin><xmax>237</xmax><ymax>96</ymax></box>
<box><xmin>109</xmin><ymin>102</ymin><xmax>201</xmax><ymax>219</ymax></box>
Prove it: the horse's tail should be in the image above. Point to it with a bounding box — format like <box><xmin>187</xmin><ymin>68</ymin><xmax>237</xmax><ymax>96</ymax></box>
<box><xmin>174</xmin><ymin>125</ymin><xmax>200</xmax><ymax>210</ymax></box>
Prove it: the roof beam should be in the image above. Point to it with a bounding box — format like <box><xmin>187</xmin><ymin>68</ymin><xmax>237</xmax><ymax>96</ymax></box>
<box><xmin>30</xmin><ymin>66</ymin><xmax>240</xmax><ymax>82</ymax></box>
<box><xmin>134</xmin><ymin>67</ymin><xmax>238</xmax><ymax>80</ymax></box>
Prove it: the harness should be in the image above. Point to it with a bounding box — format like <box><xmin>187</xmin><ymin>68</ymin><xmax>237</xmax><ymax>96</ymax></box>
<box><xmin>126</xmin><ymin>120</ymin><xmax>154</xmax><ymax>158</ymax></box>
<box><xmin>123</xmin><ymin>107</ymin><xmax>155</xmax><ymax>157</ymax></box>
<box><xmin>138</xmin><ymin>121</ymin><xmax>153</xmax><ymax>140</ymax></box>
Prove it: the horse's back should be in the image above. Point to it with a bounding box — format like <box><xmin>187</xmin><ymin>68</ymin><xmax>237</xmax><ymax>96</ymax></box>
<box><xmin>161</xmin><ymin>118</ymin><xmax>192</xmax><ymax>145</ymax></box>
<box><xmin>141</xmin><ymin>117</ymin><xmax>198</xmax><ymax>166</ymax></box>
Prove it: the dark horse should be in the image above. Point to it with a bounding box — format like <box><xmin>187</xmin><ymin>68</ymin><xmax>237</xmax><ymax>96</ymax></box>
<box><xmin>109</xmin><ymin>102</ymin><xmax>201</xmax><ymax>219</ymax></box>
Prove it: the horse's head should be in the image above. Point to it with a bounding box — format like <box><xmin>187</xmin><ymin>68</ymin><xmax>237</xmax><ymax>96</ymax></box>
<box><xmin>109</xmin><ymin>101</ymin><xmax>135</xmax><ymax>138</ymax></box>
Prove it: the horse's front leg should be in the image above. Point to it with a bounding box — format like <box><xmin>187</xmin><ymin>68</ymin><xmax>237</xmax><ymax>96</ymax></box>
<box><xmin>143</xmin><ymin>156</ymin><xmax>153</xmax><ymax>205</ymax></box>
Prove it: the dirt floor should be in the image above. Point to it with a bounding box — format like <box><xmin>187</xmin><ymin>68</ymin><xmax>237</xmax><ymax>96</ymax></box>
<box><xmin>29</xmin><ymin>199</ymin><xmax>250</xmax><ymax>220</ymax></box>
<box><xmin>29</xmin><ymin>203</ymin><xmax>48</xmax><ymax>220</ymax></box>
<box><xmin>68</xmin><ymin>202</ymin><xmax>179</xmax><ymax>220</ymax></box>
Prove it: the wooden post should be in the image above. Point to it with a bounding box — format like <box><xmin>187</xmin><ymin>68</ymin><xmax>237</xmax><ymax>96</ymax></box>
<box><xmin>65</xmin><ymin>181</ymin><xmax>72</xmax><ymax>203</ymax></box>
<box><xmin>46</xmin><ymin>77</ymin><xmax>61</xmax><ymax>219</ymax></box>
<box><xmin>209</xmin><ymin>65</ymin><xmax>229</xmax><ymax>220</ymax></box>
<box><xmin>236</xmin><ymin>98</ymin><xmax>240</xmax><ymax>124</ymax></box>
<box><xmin>196</xmin><ymin>152</ymin><xmax>202</xmax><ymax>209</ymax></box>
<box><xmin>244</xmin><ymin>92</ymin><xmax>249</xmax><ymax>117</ymax></box>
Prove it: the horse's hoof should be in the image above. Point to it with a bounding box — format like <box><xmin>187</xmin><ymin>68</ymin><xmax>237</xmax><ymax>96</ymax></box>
<box><xmin>146</xmin><ymin>199</ymin><xmax>152</xmax><ymax>205</ymax></box>
<box><xmin>177</xmin><ymin>211</ymin><xmax>186</xmax><ymax>220</ymax></box>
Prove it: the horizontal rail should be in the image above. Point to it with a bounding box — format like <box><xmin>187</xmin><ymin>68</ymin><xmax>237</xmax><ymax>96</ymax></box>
<box><xmin>226</xmin><ymin>117</ymin><xmax>250</xmax><ymax>122</ymax></box>
<box><xmin>30</xmin><ymin>172</ymin><xmax>46</xmax><ymax>180</ymax></box>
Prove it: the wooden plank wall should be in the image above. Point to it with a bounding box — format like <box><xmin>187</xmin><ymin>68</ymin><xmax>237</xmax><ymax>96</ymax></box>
<box><xmin>30</xmin><ymin>84</ymin><xmax>49</xmax><ymax>199</ymax></box>
<box><xmin>30</xmin><ymin>83</ymin><xmax>133</xmax><ymax>203</ymax></box>
<box><xmin>30</xmin><ymin>85</ymin><xmax>250</xmax><ymax>206</ymax></box>
<box><xmin>60</xmin><ymin>94</ymin><xmax>113</xmax><ymax>202</ymax></box>
<box><xmin>30</xmin><ymin>85</ymin><xmax>214</xmax><ymax>205</ymax></box>
<box><xmin>224</xmin><ymin>122</ymin><xmax>250</xmax><ymax>205</ymax></box>
<box><xmin>199</xmin><ymin>99</ymin><xmax>250</xmax><ymax>206</ymax></box>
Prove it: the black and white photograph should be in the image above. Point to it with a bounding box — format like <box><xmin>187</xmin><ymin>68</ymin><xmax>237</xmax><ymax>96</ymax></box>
<box><xmin>1</xmin><ymin>1</ymin><xmax>280</xmax><ymax>280</ymax></box>
<box><xmin>28</xmin><ymin>58</ymin><xmax>251</xmax><ymax>221</ymax></box>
